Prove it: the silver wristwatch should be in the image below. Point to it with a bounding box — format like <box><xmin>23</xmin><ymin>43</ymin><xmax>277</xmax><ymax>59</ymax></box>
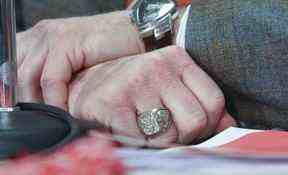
<box><xmin>130</xmin><ymin>0</ymin><xmax>178</xmax><ymax>50</ymax></box>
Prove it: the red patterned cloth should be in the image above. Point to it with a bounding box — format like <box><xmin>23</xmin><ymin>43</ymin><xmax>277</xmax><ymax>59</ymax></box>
<box><xmin>0</xmin><ymin>135</ymin><xmax>127</xmax><ymax>175</ymax></box>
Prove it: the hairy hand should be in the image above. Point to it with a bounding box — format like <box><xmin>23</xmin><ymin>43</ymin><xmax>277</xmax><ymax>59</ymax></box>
<box><xmin>17</xmin><ymin>11</ymin><xmax>144</xmax><ymax>110</ymax></box>
<box><xmin>69</xmin><ymin>46</ymin><xmax>236</xmax><ymax>147</ymax></box>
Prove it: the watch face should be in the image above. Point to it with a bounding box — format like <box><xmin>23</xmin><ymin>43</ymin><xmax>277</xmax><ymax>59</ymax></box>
<box><xmin>135</xmin><ymin>0</ymin><xmax>175</xmax><ymax>25</ymax></box>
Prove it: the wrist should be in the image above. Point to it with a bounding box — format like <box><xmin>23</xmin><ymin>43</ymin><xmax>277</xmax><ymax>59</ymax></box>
<box><xmin>120</xmin><ymin>10</ymin><xmax>146</xmax><ymax>53</ymax></box>
<box><xmin>93</xmin><ymin>10</ymin><xmax>146</xmax><ymax>55</ymax></box>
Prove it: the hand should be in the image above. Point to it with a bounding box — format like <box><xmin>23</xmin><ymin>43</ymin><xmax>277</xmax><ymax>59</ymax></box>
<box><xmin>17</xmin><ymin>11</ymin><xmax>145</xmax><ymax>110</ymax></box>
<box><xmin>69</xmin><ymin>46</ymin><xmax>236</xmax><ymax>147</ymax></box>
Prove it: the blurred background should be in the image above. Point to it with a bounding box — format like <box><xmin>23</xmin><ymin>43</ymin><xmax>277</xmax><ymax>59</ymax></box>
<box><xmin>15</xmin><ymin>0</ymin><xmax>190</xmax><ymax>31</ymax></box>
<box><xmin>15</xmin><ymin>0</ymin><xmax>125</xmax><ymax>31</ymax></box>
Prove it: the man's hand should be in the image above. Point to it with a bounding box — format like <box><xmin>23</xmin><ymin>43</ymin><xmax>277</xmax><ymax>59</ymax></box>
<box><xmin>69</xmin><ymin>46</ymin><xmax>236</xmax><ymax>147</ymax></box>
<box><xmin>17</xmin><ymin>11</ymin><xmax>145</xmax><ymax>110</ymax></box>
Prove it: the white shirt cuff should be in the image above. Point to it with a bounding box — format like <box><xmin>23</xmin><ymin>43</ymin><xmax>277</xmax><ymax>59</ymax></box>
<box><xmin>176</xmin><ymin>5</ymin><xmax>191</xmax><ymax>49</ymax></box>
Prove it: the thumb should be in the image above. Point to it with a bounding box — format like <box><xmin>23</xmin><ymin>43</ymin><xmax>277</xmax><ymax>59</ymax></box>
<box><xmin>41</xmin><ymin>52</ymin><xmax>72</xmax><ymax>110</ymax></box>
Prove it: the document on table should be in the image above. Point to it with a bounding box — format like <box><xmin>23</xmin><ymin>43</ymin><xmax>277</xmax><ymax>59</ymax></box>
<box><xmin>117</xmin><ymin>127</ymin><xmax>288</xmax><ymax>175</ymax></box>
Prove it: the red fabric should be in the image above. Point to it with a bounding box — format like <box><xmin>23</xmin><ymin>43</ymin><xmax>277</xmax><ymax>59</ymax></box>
<box><xmin>218</xmin><ymin>131</ymin><xmax>288</xmax><ymax>156</ymax></box>
<box><xmin>176</xmin><ymin>0</ymin><xmax>190</xmax><ymax>7</ymax></box>
<box><xmin>0</xmin><ymin>136</ymin><xmax>127</xmax><ymax>175</ymax></box>
<box><xmin>125</xmin><ymin>0</ymin><xmax>132</xmax><ymax>7</ymax></box>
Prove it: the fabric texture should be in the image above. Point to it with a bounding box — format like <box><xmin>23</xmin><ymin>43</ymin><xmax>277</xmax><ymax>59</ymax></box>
<box><xmin>185</xmin><ymin>0</ymin><xmax>288</xmax><ymax>130</ymax></box>
<box><xmin>16</xmin><ymin>0</ymin><xmax>124</xmax><ymax>31</ymax></box>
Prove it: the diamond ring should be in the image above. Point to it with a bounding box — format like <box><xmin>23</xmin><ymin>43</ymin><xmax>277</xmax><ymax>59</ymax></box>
<box><xmin>137</xmin><ymin>108</ymin><xmax>172</xmax><ymax>137</ymax></box>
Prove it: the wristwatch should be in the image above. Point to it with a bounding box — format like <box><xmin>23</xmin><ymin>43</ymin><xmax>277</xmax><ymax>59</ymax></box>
<box><xmin>130</xmin><ymin>0</ymin><xmax>178</xmax><ymax>51</ymax></box>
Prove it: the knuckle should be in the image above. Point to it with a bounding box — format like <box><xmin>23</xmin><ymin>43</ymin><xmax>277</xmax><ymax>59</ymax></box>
<box><xmin>33</xmin><ymin>19</ymin><xmax>67</xmax><ymax>38</ymax></box>
<box><xmin>179</xmin><ymin>114</ymin><xmax>207</xmax><ymax>144</ymax></box>
<box><xmin>160</xmin><ymin>45</ymin><xmax>187</xmax><ymax>58</ymax></box>
<box><xmin>148</xmin><ymin>53</ymin><xmax>170</xmax><ymax>73</ymax></box>
<box><xmin>151</xmin><ymin>46</ymin><xmax>193</xmax><ymax>70</ymax></box>
<box><xmin>195</xmin><ymin>114</ymin><xmax>208</xmax><ymax>129</ymax></box>
<box><xmin>166</xmin><ymin>45</ymin><xmax>194</xmax><ymax>66</ymax></box>
<box><xmin>33</xmin><ymin>19</ymin><xmax>53</xmax><ymax>33</ymax></box>
<box><xmin>151</xmin><ymin>65</ymin><xmax>171</xmax><ymax>82</ymax></box>
<box><xmin>134</xmin><ymin>52</ymin><xmax>171</xmax><ymax>83</ymax></box>
<box><xmin>149</xmin><ymin>51</ymin><xmax>166</xmax><ymax>64</ymax></box>
<box><xmin>166</xmin><ymin>45</ymin><xmax>184</xmax><ymax>54</ymax></box>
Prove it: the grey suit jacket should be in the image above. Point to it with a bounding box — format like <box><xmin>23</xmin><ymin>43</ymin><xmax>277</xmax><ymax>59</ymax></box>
<box><xmin>185</xmin><ymin>0</ymin><xmax>288</xmax><ymax>129</ymax></box>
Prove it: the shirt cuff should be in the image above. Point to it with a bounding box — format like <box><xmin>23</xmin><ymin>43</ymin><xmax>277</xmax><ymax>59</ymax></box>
<box><xmin>176</xmin><ymin>5</ymin><xmax>191</xmax><ymax>49</ymax></box>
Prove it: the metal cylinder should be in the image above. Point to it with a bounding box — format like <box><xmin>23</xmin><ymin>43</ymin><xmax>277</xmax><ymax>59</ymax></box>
<box><xmin>0</xmin><ymin>0</ymin><xmax>17</xmax><ymax>110</ymax></box>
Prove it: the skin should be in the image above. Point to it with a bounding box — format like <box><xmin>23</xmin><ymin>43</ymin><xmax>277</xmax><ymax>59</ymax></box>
<box><xmin>17</xmin><ymin>10</ymin><xmax>236</xmax><ymax>147</ymax></box>
<box><xmin>68</xmin><ymin>46</ymin><xmax>235</xmax><ymax>147</ymax></box>
<box><xmin>17</xmin><ymin>11</ymin><xmax>145</xmax><ymax>110</ymax></box>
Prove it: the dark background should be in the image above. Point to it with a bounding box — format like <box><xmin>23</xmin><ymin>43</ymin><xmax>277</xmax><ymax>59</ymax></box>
<box><xmin>15</xmin><ymin>0</ymin><xmax>125</xmax><ymax>31</ymax></box>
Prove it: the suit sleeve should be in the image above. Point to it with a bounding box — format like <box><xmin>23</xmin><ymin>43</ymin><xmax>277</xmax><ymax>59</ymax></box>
<box><xmin>184</xmin><ymin>0</ymin><xmax>288</xmax><ymax>129</ymax></box>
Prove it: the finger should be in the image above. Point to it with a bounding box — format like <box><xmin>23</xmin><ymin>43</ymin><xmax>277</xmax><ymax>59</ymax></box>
<box><xmin>146</xmin><ymin>118</ymin><xmax>178</xmax><ymax>148</ymax></box>
<box><xmin>161</xmin><ymin>81</ymin><xmax>207</xmax><ymax>145</ymax></box>
<box><xmin>72</xmin><ymin>88</ymin><xmax>145</xmax><ymax>146</ymax></box>
<box><xmin>17</xmin><ymin>46</ymin><xmax>48</xmax><ymax>103</ymax></box>
<box><xmin>41</xmin><ymin>51</ymin><xmax>72</xmax><ymax>110</ymax></box>
<box><xmin>216</xmin><ymin>112</ymin><xmax>237</xmax><ymax>133</ymax></box>
<box><xmin>68</xmin><ymin>70</ymin><xmax>90</xmax><ymax>114</ymax></box>
<box><xmin>110</xmin><ymin>105</ymin><xmax>144</xmax><ymax>140</ymax></box>
<box><xmin>182</xmin><ymin>64</ymin><xmax>225</xmax><ymax>138</ymax></box>
<box><xmin>134</xmin><ymin>94</ymin><xmax>178</xmax><ymax>147</ymax></box>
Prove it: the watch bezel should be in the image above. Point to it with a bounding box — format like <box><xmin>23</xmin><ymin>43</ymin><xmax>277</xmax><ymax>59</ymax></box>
<box><xmin>131</xmin><ymin>0</ymin><xmax>178</xmax><ymax>38</ymax></box>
